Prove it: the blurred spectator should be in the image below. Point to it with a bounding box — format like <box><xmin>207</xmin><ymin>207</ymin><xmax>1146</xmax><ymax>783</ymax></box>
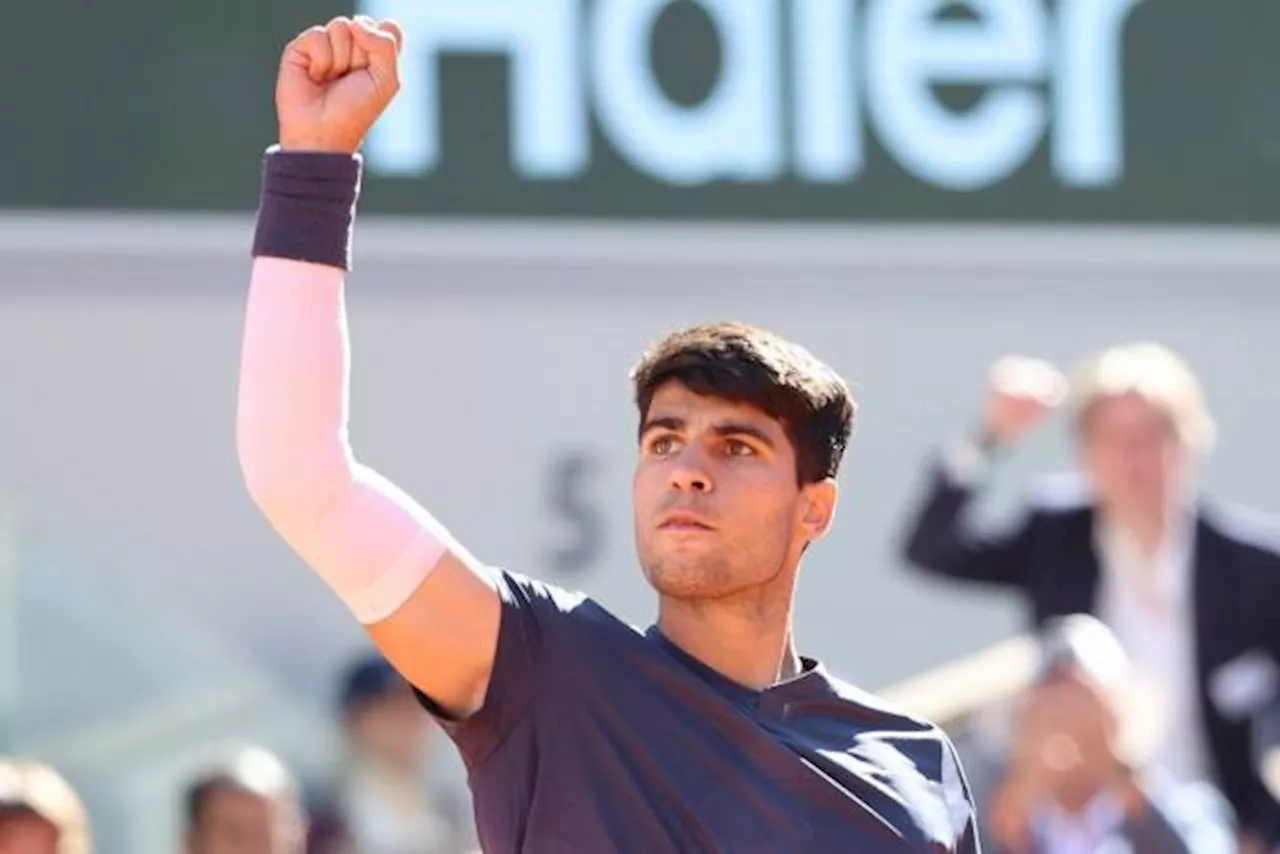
<box><xmin>183</xmin><ymin>746</ymin><xmax>305</xmax><ymax>854</ymax></box>
<box><xmin>899</xmin><ymin>343</ymin><xmax>1280</xmax><ymax>848</ymax></box>
<box><xmin>308</xmin><ymin>655</ymin><xmax>472</xmax><ymax>854</ymax></box>
<box><xmin>978</xmin><ymin>615</ymin><xmax>1234</xmax><ymax>854</ymax></box>
<box><xmin>0</xmin><ymin>757</ymin><xmax>90</xmax><ymax>854</ymax></box>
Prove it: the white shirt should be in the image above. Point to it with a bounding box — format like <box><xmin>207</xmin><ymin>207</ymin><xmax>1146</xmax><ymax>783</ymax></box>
<box><xmin>1094</xmin><ymin>514</ymin><xmax>1214</xmax><ymax>786</ymax></box>
<box><xmin>1033</xmin><ymin>792</ymin><xmax>1127</xmax><ymax>854</ymax></box>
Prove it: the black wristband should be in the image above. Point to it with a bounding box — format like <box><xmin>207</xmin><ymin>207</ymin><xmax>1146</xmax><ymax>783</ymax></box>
<box><xmin>251</xmin><ymin>146</ymin><xmax>363</xmax><ymax>270</ymax></box>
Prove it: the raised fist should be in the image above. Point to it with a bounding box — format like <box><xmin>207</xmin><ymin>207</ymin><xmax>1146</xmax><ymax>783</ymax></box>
<box><xmin>275</xmin><ymin>16</ymin><xmax>404</xmax><ymax>154</ymax></box>
<box><xmin>981</xmin><ymin>355</ymin><xmax>1067</xmax><ymax>445</ymax></box>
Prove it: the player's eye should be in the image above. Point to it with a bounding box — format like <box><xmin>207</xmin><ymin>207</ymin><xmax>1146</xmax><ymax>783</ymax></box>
<box><xmin>725</xmin><ymin>439</ymin><xmax>755</xmax><ymax>457</ymax></box>
<box><xmin>649</xmin><ymin>436</ymin><xmax>677</xmax><ymax>456</ymax></box>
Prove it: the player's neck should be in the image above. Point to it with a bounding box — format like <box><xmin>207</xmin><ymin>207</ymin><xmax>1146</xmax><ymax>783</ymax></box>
<box><xmin>656</xmin><ymin>594</ymin><xmax>801</xmax><ymax>691</ymax></box>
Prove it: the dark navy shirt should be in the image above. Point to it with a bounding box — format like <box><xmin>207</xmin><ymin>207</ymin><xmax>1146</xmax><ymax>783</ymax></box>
<box><xmin>418</xmin><ymin>569</ymin><xmax>981</xmax><ymax>853</ymax></box>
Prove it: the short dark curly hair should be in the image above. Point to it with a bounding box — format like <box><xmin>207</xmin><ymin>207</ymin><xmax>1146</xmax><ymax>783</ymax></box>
<box><xmin>630</xmin><ymin>322</ymin><xmax>855</xmax><ymax>485</ymax></box>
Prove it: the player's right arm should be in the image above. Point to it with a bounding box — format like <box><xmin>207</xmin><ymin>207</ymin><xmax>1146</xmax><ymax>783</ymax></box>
<box><xmin>236</xmin><ymin>16</ymin><xmax>500</xmax><ymax>720</ymax></box>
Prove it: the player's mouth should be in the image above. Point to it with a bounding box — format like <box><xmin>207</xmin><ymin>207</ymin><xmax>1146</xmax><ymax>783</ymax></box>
<box><xmin>658</xmin><ymin>511</ymin><xmax>715</xmax><ymax>531</ymax></box>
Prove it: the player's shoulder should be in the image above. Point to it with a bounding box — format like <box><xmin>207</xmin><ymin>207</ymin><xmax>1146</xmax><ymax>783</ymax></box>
<box><xmin>488</xmin><ymin>565</ymin><xmax>592</xmax><ymax>614</ymax></box>
<box><xmin>821</xmin><ymin>674</ymin><xmax>976</xmax><ymax>841</ymax></box>
<box><xmin>820</xmin><ymin>672</ymin><xmax>974</xmax><ymax>770</ymax></box>
<box><xmin>822</xmin><ymin>671</ymin><xmax>954</xmax><ymax>740</ymax></box>
<box><xmin>486</xmin><ymin>566</ymin><xmax>642</xmax><ymax>641</ymax></box>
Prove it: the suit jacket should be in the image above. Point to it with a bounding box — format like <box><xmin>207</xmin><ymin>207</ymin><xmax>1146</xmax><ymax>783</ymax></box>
<box><xmin>900</xmin><ymin>461</ymin><xmax>1280</xmax><ymax>844</ymax></box>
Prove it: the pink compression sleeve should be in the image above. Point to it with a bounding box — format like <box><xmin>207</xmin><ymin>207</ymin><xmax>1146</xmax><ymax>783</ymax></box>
<box><xmin>237</xmin><ymin>256</ymin><xmax>457</xmax><ymax>623</ymax></box>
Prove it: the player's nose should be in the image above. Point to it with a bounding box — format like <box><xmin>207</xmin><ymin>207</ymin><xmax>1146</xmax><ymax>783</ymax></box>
<box><xmin>668</xmin><ymin>446</ymin><xmax>713</xmax><ymax>493</ymax></box>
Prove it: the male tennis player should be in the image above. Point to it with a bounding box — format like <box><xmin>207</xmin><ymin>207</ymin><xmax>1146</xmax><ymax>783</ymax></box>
<box><xmin>238</xmin><ymin>15</ymin><xmax>980</xmax><ymax>853</ymax></box>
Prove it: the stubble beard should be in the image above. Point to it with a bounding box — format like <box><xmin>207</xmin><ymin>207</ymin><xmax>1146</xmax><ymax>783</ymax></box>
<box><xmin>639</xmin><ymin>534</ymin><xmax>792</xmax><ymax>604</ymax></box>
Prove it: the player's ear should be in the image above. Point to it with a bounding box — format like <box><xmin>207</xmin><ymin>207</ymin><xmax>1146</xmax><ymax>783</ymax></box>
<box><xmin>799</xmin><ymin>478</ymin><xmax>838</xmax><ymax>541</ymax></box>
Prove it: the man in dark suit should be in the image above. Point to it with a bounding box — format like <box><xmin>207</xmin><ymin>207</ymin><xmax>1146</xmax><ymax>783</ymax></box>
<box><xmin>899</xmin><ymin>343</ymin><xmax>1280</xmax><ymax>852</ymax></box>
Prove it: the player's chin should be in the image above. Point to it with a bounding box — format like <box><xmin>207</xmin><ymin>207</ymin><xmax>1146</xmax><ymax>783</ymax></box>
<box><xmin>643</xmin><ymin>558</ymin><xmax>737</xmax><ymax>599</ymax></box>
<box><xmin>646</xmin><ymin>573</ymin><xmax>726</xmax><ymax>600</ymax></box>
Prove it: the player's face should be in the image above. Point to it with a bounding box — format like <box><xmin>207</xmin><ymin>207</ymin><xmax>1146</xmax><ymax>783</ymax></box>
<box><xmin>633</xmin><ymin>381</ymin><xmax>836</xmax><ymax>599</ymax></box>
<box><xmin>0</xmin><ymin>814</ymin><xmax>58</xmax><ymax>854</ymax></box>
<box><xmin>1079</xmin><ymin>393</ymin><xmax>1186</xmax><ymax>517</ymax></box>
<box><xmin>187</xmin><ymin>787</ymin><xmax>302</xmax><ymax>854</ymax></box>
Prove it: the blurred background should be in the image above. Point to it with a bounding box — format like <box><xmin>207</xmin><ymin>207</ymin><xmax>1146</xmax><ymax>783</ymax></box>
<box><xmin>3</xmin><ymin>1</ymin><xmax>1280</xmax><ymax>852</ymax></box>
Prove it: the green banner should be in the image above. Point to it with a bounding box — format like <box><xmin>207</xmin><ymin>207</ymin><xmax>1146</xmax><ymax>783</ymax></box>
<box><xmin>4</xmin><ymin>1</ymin><xmax>1276</xmax><ymax>221</ymax></box>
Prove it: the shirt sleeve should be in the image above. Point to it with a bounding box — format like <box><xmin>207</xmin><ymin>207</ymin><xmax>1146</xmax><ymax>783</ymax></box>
<box><xmin>415</xmin><ymin>568</ymin><xmax>588</xmax><ymax>765</ymax></box>
<box><xmin>238</xmin><ymin>256</ymin><xmax>460</xmax><ymax>624</ymax></box>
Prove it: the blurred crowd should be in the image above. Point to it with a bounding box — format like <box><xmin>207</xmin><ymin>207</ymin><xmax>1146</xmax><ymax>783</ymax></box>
<box><xmin>897</xmin><ymin>342</ymin><xmax>1280</xmax><ymax>854</ymax></box>
<box><xmin>0</xmin><ymin>653</ymin><xmax>477</xmax><ymax>854</ymax></box>
<box><xmin>5</xmin><ymin>341</ymin><xmax>1278</xmax><ymax>853</ymax></box>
